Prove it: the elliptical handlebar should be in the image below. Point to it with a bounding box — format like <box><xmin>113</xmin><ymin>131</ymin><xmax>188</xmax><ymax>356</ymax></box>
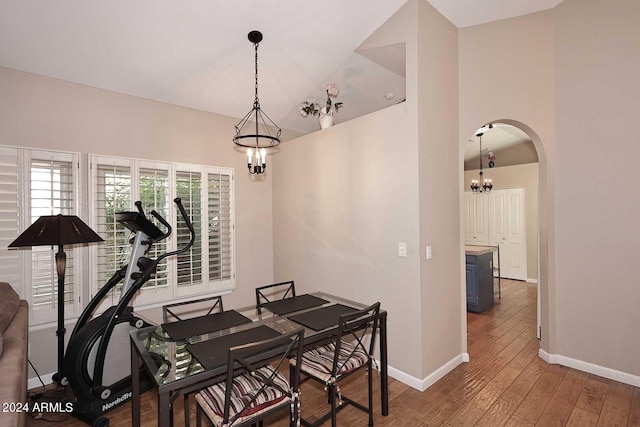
<box><xmin>149</xmin><ymin>210</ymin><xmax>172</xmax><ymax>244</ymax></box>
<box><xmin>155</xmin><ymin>197</ymin><xmax>194</xmax><ymax>264</ymax></box>
<box><xmin>134</xmin><ymin>200</ymin><xmax>144</xmax><ymax>215</ymax></box>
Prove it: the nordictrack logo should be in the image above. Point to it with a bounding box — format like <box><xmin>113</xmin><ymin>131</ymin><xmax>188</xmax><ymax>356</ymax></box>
<box><xmin>102</xmin><ymin>391</ymin><xmax>132</xmax><ymax>412</ymax></box>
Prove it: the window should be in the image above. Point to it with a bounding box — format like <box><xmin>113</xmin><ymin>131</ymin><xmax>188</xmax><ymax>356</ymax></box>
<box><xmin>30</xmin><ymin>154</ymin><xmax>76</xmax><ymax>311</ymax></box>
<box><xmin>90</xmin><ymin>155</ymin><xmax>235</xmax><ymax>307</ymax></box>
<box><xmin>176</xmin><ymin>169</ymin><xmax>203</xmax><ymax>288</ymax></box>
<box><xmin>0</xmin><ymin>147</ymin><xmax>20</xmax><ymax>289</ymax></box>
<box><xmin>208</xmin><ymin>172</ymin><xmax>232</xmax><ymax>282</ymax></box>
<box><xmin>0</xmin><ymin>146</ymin><xmax>234</xmax><ymax>325</ymax></box>
<box><xmin>0</xmin><ymin>146</ymin><xmax>80</xmax><ymax>325</ymax></box>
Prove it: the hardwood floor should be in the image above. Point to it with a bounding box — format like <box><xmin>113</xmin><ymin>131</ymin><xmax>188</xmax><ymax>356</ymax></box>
<box><xmin>27</xmin><ymin>279</ymin><xmax>640</xmax><ymax>426</ymax></box>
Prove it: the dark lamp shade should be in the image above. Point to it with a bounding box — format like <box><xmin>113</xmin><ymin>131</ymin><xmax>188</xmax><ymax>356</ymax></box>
<box><xmin>8</xmin><ymin>214</ymin><xmax>104</xmax><ymax>247</ymax></box>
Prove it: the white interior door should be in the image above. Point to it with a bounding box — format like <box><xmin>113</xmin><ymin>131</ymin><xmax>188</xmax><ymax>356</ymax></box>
<box><xmin>464</xmin><ymin>193</ymin><xmax>489</xmax><ymax>246</ymax></box>
<box><xmin>489</xmin><ymin>188</ymin><xmax>527</xmax><ymax>280</ymax></box>
<box><xmin>488</xmin><ymin>190</ymin><xmax>507</xmax><ymax>273</ymax></box>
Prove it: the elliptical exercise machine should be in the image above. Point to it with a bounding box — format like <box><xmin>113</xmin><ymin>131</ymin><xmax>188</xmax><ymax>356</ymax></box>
<box><xmin>63</xmin><ymin>197</ymin><xmax>194</xmax><ymax>426</ymax></box>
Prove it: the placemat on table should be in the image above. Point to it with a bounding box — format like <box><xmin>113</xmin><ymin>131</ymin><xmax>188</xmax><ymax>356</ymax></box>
<box><xmin>162</xmin><ymin>310</ymin><xmax>252</xmax><ymax>341</ymax></box>
<box><xmin>185</xmin><ymin>325</ymin><xmax>283</xmax><ymax>370</ymax></box>
<box><xmin>260</xmin><ymin>294</ymin><xmax>329</xmax><ymax>315</ymax></box>
<box><xmin>287</xmin><ymin>304</ymin><xmax>358</xmax><ymax>331</ymax></box>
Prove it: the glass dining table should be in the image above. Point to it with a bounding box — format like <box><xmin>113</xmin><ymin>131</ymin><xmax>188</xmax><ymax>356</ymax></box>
<box><xmin>129</xmin><ymin>291</ymin><xmax>388</xmax><ymax>427</ymax></box>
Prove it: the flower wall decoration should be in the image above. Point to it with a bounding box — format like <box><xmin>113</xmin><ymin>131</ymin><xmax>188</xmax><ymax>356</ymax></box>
<box><xmin>299</xmin><ymin>83</ymin><xmax>344</xmax><ymax>118</ymax></box>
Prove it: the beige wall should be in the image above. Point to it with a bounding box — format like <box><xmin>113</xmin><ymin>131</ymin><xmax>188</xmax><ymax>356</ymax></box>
<box><xmin>272</xmin><ymin>104</ymin><xmax>424</xmax><ymax>378</ymax></box>
<box><xmin>0</xmin><ymin>66</ymin><xmax>276</xmax><ymax>375</ymax></box>
<box><xmin>273</xmin><ymin>0</ymin><xmax>464</xmax><ymax>382</ymax></box>
<box><xmin>553</xmin><ymin>0</ymin><xmax>640</xmax><ymax>377</ymax></box>
<box><xmin>461</xmin><ymin>0</ymin><xmax>640</xmax><ymax>381</ymax></box>
<box><xmin>458</xmin><ymin>9</ymin><xmax>556</xmax><ymax>352</ymax></box>
<box><xmin>416</xmin><ymin>0</ymin><xmax>462</xmax><ymax>375</ymax></box>
<box><xmin>464</xmin><ymin>163</ymin><xmax>539</xmax><ymax>280</ymax></box>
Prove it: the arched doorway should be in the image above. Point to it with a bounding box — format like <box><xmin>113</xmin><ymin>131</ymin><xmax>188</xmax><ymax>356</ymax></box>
<box><xmin>460</xmin><ymin>119</ymin><xmax>548</xmax><ymax>355</ymax></box>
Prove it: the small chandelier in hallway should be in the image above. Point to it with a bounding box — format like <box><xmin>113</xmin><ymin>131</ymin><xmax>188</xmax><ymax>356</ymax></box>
<box><xmin>470</xmin><ymin>124</ymin><xmax>494</xmax><ymax>193</ymax></box>
<box><xmin>233</xmin><ymin>30</ymin><xmax>281</xmax><ymax>175</ymax></box>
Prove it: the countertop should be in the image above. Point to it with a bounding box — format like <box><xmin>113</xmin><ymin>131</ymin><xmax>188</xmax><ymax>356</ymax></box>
<box><xmin>465</xmin><ymin>245</ymin><xmax>497</xmax><ymax>256</ymax></box>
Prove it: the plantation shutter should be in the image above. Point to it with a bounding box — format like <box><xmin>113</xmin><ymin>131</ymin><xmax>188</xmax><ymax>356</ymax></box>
<box><xmin>207</xmin><ymin>172</ymin><xmax>232</xmax><ymax>282</ymax></box>
<box><xmin>138</xmin><ymin>166</ymin><xmax>170</xmax><ymax>291</ymax></box>
<box><xmin>175</xmin><ymin>170</ymin><xmax>203</xmax><ymax>287</ymax></box>
<box><xmin>29</xmin><ymin>152</ymin><xmax>76</xmax><ymax>310</ymax></box>
<box><xmin>0</xmin><ymin>147</ymin><xmax>20</xmax><ymax>289</ymax></box>
<box><xmin>94</xmin><ymin>161</ymin><xmax>132</xmax><ymax>292</ymax></box>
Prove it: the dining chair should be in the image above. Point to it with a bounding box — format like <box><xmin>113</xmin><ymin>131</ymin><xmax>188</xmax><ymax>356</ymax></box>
<box><xmin>162</xmin><ymin>295</ymin><xmax>224</xmax><ymax>322</ymax></box>
<box><xmin>292</xmin><ymin>302</ymin><xmax>381</xmax><ymax>427</ymax></box>
<box><xmin>162</xmin><ymin>295</ymin><xmax>224</xmax><ymax>426</ymax></box>
<box><xmin>194</xmin><ymin>328</ymin><xmax>305</xmax><ymax>427</ymax></box>
<box><xmin>255</xmin><ymin>280</ymin><xmax>296</xmax><ymax>314</ymax></box>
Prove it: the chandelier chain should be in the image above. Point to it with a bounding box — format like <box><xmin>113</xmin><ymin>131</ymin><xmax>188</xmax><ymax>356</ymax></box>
<box><xmin>254</xmin><ymin>41</ymin><xmax>260</xmax><ymax>108</ymax></box>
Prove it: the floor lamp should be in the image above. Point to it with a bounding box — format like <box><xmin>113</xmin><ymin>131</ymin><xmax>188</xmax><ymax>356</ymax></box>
<box><xmin>9</xmin><ymin>214</ymin><xmax>103</xmax><ymax>385</ymax></box>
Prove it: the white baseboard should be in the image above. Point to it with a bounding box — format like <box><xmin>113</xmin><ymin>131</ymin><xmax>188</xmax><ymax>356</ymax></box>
<box><xmin>28</xmin><ymin>372</ymin><xmax>55</xmax><ymax>391</ymax></box>
<box><xmin>539</xmin><ymin>349</ymin><xmax>640</xmax><ymax>387</ymax></box>
<box><xmin>526</xmin><ymin>278</ymin><xmax>538</xmax><ymax>284</ymax></box>
<box><xmin>420</xmin><ymin>353</ymin><xmax>468</xmax><ymax>391</ymax></box>
<box><xmin>36</xmin><ymin>353</ymin><xmax>471</xmax><ymax>395</ymax></box>
<box><xmin>377</xmin><ymin>352</ymin><xmax>468</xmax><ymax>392</ymax></box>
<box><xmin>383</xmin><ymin>364</ymin><xmax>424</xmax><ymax>390</ymax></box>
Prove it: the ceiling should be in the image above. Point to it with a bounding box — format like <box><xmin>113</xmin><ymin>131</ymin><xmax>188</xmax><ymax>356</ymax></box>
<box><xmin>0</xmin><ymin>1</ymin><xmax>563</xmax><ymax>136</ymax></box>
<box><xmin>464</xmin><ymin>123</ymin><xmax>536</xmax><ymax>165</ymax></box>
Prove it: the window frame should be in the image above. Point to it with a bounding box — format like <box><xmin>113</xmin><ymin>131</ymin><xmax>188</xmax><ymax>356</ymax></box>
<box><xmin>1</xmin><ymin>146</ymin><xmax>83</xmax><ymax>326</ymax></box>
<box><xmin>89</xmin><ymin>155</ymin><xmax>236</xmax><ymax>310</ymax></box>
<box><xmin>1</xmin><ymin>146</ymin><xmax>236</xmax><ymax>325</ymax></box>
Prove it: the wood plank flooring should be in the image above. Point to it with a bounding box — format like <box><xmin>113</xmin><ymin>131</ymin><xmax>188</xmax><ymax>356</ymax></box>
<box><xmin>27</xmin><ymin>279</ymin><xmax>640</xmax><ymax>426</ymax></box>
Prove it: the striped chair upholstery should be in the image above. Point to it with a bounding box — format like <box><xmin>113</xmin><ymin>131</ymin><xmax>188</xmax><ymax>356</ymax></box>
<box><xmin>194</xmin><ymin>328</ymin><xmax>305</xmax><ymax>427</ymax></box>
<box><xmin>293</xmin><ymin>341</ymin><xmax>369</xmax><ymax>383</ymax></box>
<box><xmin>194</xmin><ymin>366</ymin><xmax>289</xmax><ymax>426</ymax></box>
<box><xmin>292</xmin><ymin>302</ymin><xmax>381</xmax><ymax>427</ymax></box>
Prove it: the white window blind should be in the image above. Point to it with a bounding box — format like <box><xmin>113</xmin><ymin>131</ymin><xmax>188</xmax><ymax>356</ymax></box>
<box><xmin>0</xmin><ymin>147</ymin><xmax>20</xmax><ymax>289</ymax></box>
<box><xmin>29</xmin><ymin>153</ymin><xmax>76</xmax><ymax>310</ymax></box>
<box><xmin>0</xmin><ymin>146</ymin><xmax>79</xmax><ymax>325</ymax></box>
<box><xmin>90</xmin><ymin>155</ymin><xmax>233</xmax><ymax>306</ymax></box>
<box><xmin>94</xmin><ymin>161</ymin><xmax>132</xmax><ymax>296</ymax></box>
<box><xmin>175</xmin><ymin>170</ymin><xmax>203</xmax><ymax>288</ymax></box>
<box><xmin>208</xmin><ymin>172</ymin><xmax>232</xmax><ymax>282</ymax></box>
<box><xmin>138</xmin><ymin>166</ymin><xmax>169</xmax><ymax>292</ymax></box>
<box><xmin>1</xmin><ymin>146</ymin><xmax>233</xmax><ymax>323</ymax></box>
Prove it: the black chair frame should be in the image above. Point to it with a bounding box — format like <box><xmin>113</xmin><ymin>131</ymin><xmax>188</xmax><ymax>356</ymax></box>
<box><xmin>296</xmin><ymin>302</ymin><xmax>381</xmax><ymax>427</ymax></box>
<box><xmin>162</xmin><ymin>295</ymin><xmax>224</xmax><ymax>426</ymax></box>
<box><xmin>255</xmin><ymin>281</ymin><xmax>296</xmax><ymax>314</ymax></box>
<box><xmin>196</xmin><ymin>328</ymin><xmax>305</xmax><ymax>427</ymax></box>
<box><xmin>163</xmin><ymin>295</ymin><xmax>224</xmax><ymax>323</ymax></box>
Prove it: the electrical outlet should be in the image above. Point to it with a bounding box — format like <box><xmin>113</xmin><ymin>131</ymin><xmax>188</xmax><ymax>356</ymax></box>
<box><xmin>426</xmin><ymin>245</ymin><xmax>432</xmax><ymax>260</ymax></box>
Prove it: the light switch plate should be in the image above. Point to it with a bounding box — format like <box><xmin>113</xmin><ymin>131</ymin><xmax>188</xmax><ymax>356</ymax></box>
<box><xmin>426</xmin><ymin>245</ymin><xmax>432</xmax><ymax>260</ymax></box>
<box><xmin>398</xmin><ymin>242</ymin><xmax>407</xmax><ymax>257</ymax></box>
